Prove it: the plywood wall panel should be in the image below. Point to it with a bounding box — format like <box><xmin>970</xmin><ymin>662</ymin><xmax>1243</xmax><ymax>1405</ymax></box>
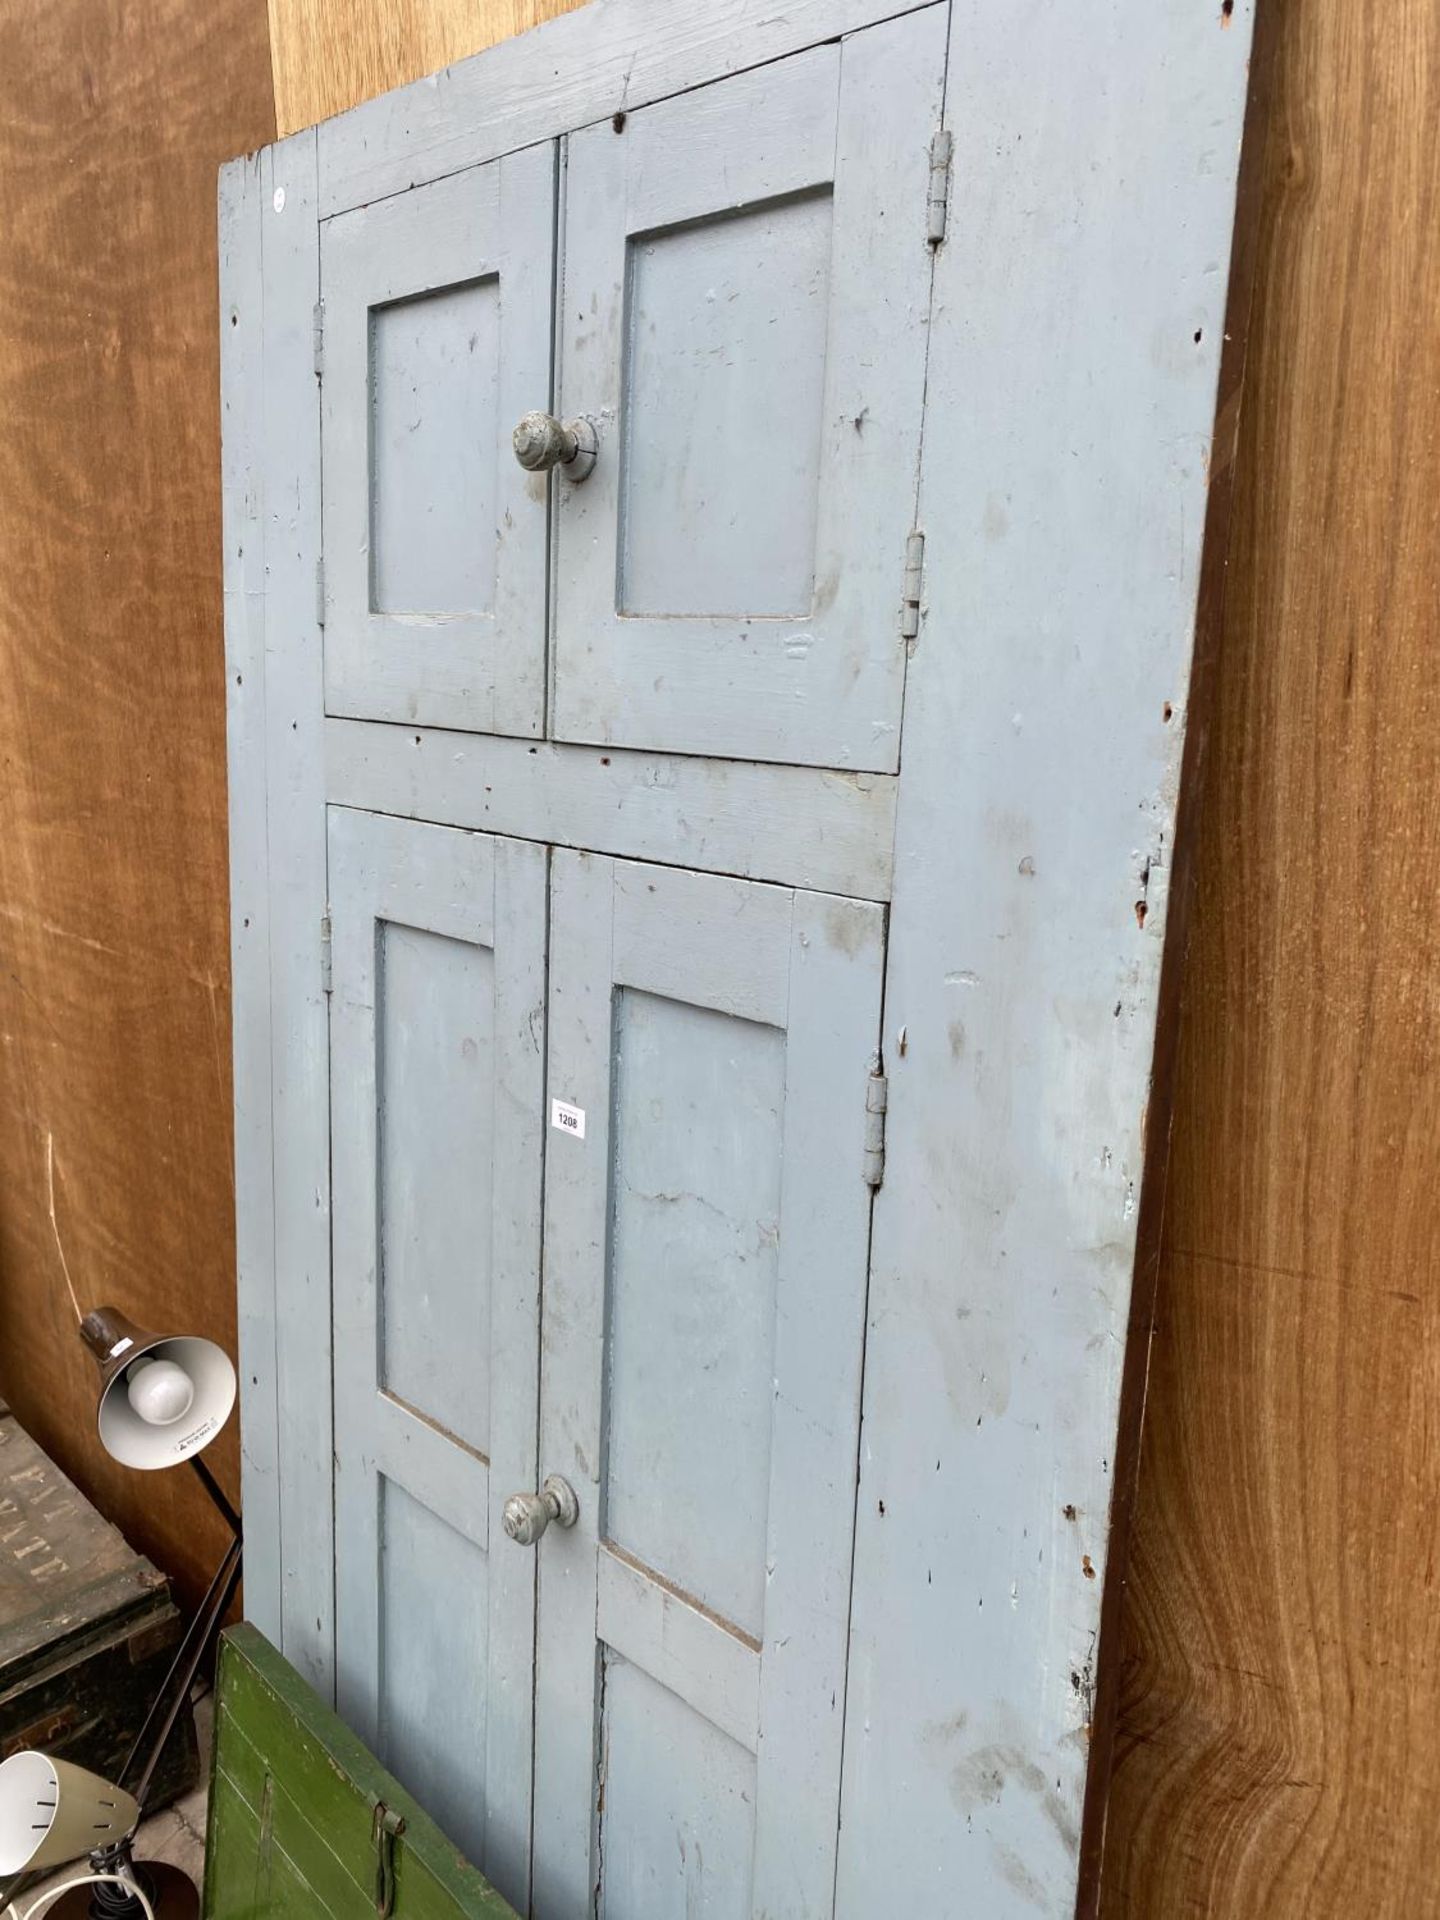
<box><xmin>267</xmin><ymin>0</ymin><xmax>588</xmax><ymax>136</ymax></box>
<box><xmin>1101</xmin><ymin>0</ymin><xmax>1440</xmax><ymax>1910</ymax></box>
<box><xmin>0</xmin><ymin>0</ymin><xmax>275</xmax><ymax>1607</ymax></box>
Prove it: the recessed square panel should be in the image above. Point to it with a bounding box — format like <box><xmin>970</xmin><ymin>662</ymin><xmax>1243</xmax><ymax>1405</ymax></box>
<box><xmin>370</xmin><ymin>279</ymin><xmax>499</xmax><ymax>616</ymax></box>
<box><xmin>599</xmin><ymin>1656</ymin><xmax>756</xmax><ymax>1919</ymax></box>
<box><xmin>379</xmin><ymin>1477</ymin><xmax>488</xmax><ymax>1861</ymax></box>
<box><xmin>620</xmin><ymin>192</ymin><xmax>832</xmax><ymax>619</ymax></box>
<box><xmin>604</xmin><ymin>988</ymin><xmax>784</xmax><ymax>1638</ymax></box>
<box><xmin>378</xmin><ymin>920</ymin><xmax>494</xmax><ymax>1457</ymax></box>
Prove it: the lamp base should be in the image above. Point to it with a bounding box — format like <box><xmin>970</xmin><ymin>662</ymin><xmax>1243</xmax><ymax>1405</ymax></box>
<box><xmin>43</xmin><ymin>1861</ymin><xmax>200</xmax><ymax>1920</ymax></box>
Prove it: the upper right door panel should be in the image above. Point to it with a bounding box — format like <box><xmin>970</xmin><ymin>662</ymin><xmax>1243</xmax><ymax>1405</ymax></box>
<box><xmin>552</xmin><ymin>7</ymin><xmax>946</xmax><ymax>772</ymax></box>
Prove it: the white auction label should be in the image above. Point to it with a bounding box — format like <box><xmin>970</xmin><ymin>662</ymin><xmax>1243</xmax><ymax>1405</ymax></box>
<box><xmin>550</xmin><ymin>1098</ymin><xmax>586</xmax><ymax>1140</ymax></box>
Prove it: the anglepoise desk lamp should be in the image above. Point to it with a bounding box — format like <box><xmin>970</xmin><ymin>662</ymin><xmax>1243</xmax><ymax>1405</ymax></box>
<box><xmin>0</xmin><ymin>1309</ymin><xmax>241</xmax><ymax>1920</ymax></box>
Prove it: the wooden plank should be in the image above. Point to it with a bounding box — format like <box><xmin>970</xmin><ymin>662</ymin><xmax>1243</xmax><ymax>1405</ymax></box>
<box><xmin>1100</xmin><ymin>1</ymin><xmax>1440</xmax><ymax>1913</ymax></box>
<box><xmin>206</xmin><ymin>1773</ymin><xmax>343</xmax><ymax>1918</ymax></box>
<box><xmin>596</xmin><ymin>1547</ymin><xmax>761</xmax><ymax>1757</ymax></box>
<box><xmin>610</xmin><ymin>861</ymin><xmax>795</xmax><ymax>1028</ymax></box>
<box><xmin>833</xmin><ymin>1</ymin><xmax>1259</xmax><ymax>1913</ymax></box>
<box><xmin>266</xmin><ymin>0</ymin><xmax>589</xmax><ymax>139</ymax></box>
<box><xmin>0</xmin><ymin>0</ymin><xmax>272</xmax><ymax>1612</ymax></box>
<box><xmin>221</xmin><ymin>146</ymin><xmax>283</xmax><ymax>1652</ymax></box>
<box><xmin>481</xmin><ymin>834</ymin><xmax>548</xmax><ymax>1906</ymax></box>
<box><xmin>315</xmin><ymin>0</ymin><xmax>936</xmax><ymax>217</ymax></box>
<box><xmin>324</xmin><ymin>721</ymin><xmax>897</xmax><ymax>901</ymax></box>
<box><xmin>367</xmin><ymin>1403</ymin><xmax>491</xmax><ymax>1551</ymax></box>
<box><xmin>750</xmin><ymin>883</ymin><xmax>885</xmax><ymax>1913</ymax></box>
<box><xmin>257</xmin><ymin>132</ymin><xmax>334</xmax><ymax>1696</ymax></box>
<box><xmin>530</xmin><ymin>849</ymin><xmax>611</xmax><ymax>1920</ymax></box>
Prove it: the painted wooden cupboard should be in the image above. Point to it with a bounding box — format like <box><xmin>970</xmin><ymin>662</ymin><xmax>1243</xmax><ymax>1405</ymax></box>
<box><xmin>220</xmin><ymin>3</ymin><xmax>1259</xmax><ymax>1914</ymax></box>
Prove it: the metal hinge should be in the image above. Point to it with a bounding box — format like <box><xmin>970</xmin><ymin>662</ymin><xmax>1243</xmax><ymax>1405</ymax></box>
<box><xmin>927</xmin><ymin>129</ymin><xmax>953</xmax><ymax>245</ymax></box>
<box><xmin>901</xmin><ymin>529</ymin><xmax>925</xmax><ymax>644</ymax></box>
<box><xmin>315</xmin><ymin>556</ymin><xmax>326</xmax><ymax>627</ymax></box>
<box><xmin>312</xmin><ymin>300</ymin><xmax>325</xmax><ymax>377</ymax></box>
<box><xmin>863</xmin><ymin>1060</ymin><xmax>888</xmax><ymax>1189</ymax></box>
<box><xmin>320</xmin><ymin>912</ymin><xmax>333</xmax><ymax>995</ymax></box>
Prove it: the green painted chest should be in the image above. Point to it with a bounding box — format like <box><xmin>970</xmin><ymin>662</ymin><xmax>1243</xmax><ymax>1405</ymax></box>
<box><xmin>205</xmin><ymin>1626</ymin><xmax>518</xmax><ymax>1919</ymax></box>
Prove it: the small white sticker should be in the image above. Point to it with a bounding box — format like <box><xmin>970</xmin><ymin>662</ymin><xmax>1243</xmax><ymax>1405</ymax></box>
<box><xmin>550</xmin><ymin>1098</ymin><xmax>586</xmax><ymax>1140</ymax></box>
<box><xmin>108</xmin><ymin>1337</ymin><xmax>135</xmax><ymax>1359</ymax></box>
<box><xmin>272</xmin><ymin>186</ymin><xmax>286</xmax><ymax>212</ymax></box>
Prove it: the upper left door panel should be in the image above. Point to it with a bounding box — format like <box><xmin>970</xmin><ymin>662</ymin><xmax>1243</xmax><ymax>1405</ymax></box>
<box><xmin>321</xmin><ymin>146</ymin><xmax>555</xmax><ymax>733</ymax></box>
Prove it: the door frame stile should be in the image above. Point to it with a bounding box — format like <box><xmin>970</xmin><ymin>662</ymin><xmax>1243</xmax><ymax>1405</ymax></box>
<box><xmin>221</xmin><ymin>147</ymin><xmax>280</xmax><ymax>1645</ymax></box>
<box><xmin>835</xmin><ymin>2</ymin><xmax>1259</xmax><ymax>1909</ymax></box>
<box><xmin>259</xmin><ymin>129</ymin><xmax>336</xmax><ymax>1698</ymax></box>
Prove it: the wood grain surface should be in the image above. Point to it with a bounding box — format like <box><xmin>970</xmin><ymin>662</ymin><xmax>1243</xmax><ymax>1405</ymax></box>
<box><xmin>1101</xmin><ymin>0</ymin><xmax>1440</xmax><ymax>1911</ymax></box>
<box><xmin>0</xmin><ymin>0</ymin><xmax>274</xmax><ymax>1607</ymax></box>
<box><xmin>267</xmin><ymin>0</ymin><xmax>587</xmax><ymax>136</ymax></box>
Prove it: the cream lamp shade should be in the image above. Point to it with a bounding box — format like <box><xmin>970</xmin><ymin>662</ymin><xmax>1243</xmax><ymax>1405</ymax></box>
<box><xmin>0</xmin><ymin>1751</ymin><xmax>139</xmax><ymax>1876</ymax></box>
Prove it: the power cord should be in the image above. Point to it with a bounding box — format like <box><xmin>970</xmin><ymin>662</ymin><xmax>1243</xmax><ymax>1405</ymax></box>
<box><xmin>3</xmin><ymin>1871</ymin><xmax>157</xmax><ymax>1920</ymax></box>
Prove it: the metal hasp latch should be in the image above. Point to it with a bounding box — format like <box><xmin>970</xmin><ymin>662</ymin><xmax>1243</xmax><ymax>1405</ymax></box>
<box><xmin>512</xmin><ymin>410</ymin><xmax>597</xmax><ymax>482</ymax></box>
<box><xmin>371</xmin><ymin>1799</ymin><xmax>407</xmax><ymax>1918</ymax></box>
<box><xmin>502</xmin><ymin>1474</ymin><xmax>580</xmax><ymax>1546</ymax></box>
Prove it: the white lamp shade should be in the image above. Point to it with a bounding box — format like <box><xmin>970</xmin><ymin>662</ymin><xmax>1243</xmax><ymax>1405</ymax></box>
<box><xmin>96</xmin><ymin>1336</ymin><xmax>236</xmax><ymax>1471</ymax></box>
<box><xmin>0</xmin><ymin>1751</ymin><xmax>138</xmax><ymax>1875</ymax></box>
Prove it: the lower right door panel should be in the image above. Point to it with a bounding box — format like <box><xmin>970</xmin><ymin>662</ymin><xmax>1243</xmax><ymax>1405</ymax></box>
<box><xmin>532</xmin><ymin>851</ymin><xmax>887</xmax><ymax>1918</ymax></box>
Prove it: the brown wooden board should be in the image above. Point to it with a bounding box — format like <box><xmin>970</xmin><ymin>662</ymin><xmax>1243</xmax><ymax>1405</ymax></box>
<box><xmin>1101</xmin><ymin>0</ymin><xmax>1440</xmax><ymax>1913</ymax></box>
<box><xmin>205</xmin><ymin>1625</ymin><xmax>518</xmax><ymax>1920</ymax></box>
<box><xmin>267</xmin><ymin>0</ymin><xmax>589</xmax><ymax>136</ymax></box>
<box><xmin>0</xmin><ymin>0</ymin><xmax>274</xmax><ymax>1611</ymax></box>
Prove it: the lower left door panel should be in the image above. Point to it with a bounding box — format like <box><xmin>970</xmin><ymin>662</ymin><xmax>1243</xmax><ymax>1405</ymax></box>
<box><xmin>327</xmin><ymin>807</ymin><xmax>547</xmax><ymax>1914</ymax></box>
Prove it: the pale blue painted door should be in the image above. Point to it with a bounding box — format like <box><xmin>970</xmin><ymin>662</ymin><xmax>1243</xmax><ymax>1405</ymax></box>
<box><xmin>551</xmin><ymin>10</ymin><xmax>946</xmax><ymax>771</ymax></box>
<box><xmin>327</xmin><ymin>808</ymin><xmax>547</xmax><ymax>1913</ymax></box>
<box><xmin>320</xmin><ymin>147</ymin><xmax>554</xmax><ymax>733</ymax></box>
<box><xmin>533</xmin><ymin>853</ymin><xmax>887</xmax><ymax>1919</ymax></box>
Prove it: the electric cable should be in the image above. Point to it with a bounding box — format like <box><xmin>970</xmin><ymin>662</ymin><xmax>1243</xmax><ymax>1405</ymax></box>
<box><xmin>4</xmin><ymin>1870</ymin><xmax>157</xmax><ymax>1920</ymax></box>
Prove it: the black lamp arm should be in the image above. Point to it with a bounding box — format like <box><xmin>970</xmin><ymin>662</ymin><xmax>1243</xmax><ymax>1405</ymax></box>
<box><xmin>115</xmin><ymin>1465</ymin><xmax>243</xmax><ymax>1815</ymax></box>
<box><xmin>187</xmin><ymin>1451</ymin><xmax>241</xmax><ymax>1537</ymax></box>
<box><xmin>125</xmin><ymin>1534</ymin><xmax>242</xmax><ymax>1815</ymax></box>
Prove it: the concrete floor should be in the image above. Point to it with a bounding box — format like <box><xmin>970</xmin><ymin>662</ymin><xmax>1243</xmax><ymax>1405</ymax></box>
<box><xmin>19</xmin><ymin>1692</ymin><xmax>210</xmax><ymax>1916</ymax></box>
